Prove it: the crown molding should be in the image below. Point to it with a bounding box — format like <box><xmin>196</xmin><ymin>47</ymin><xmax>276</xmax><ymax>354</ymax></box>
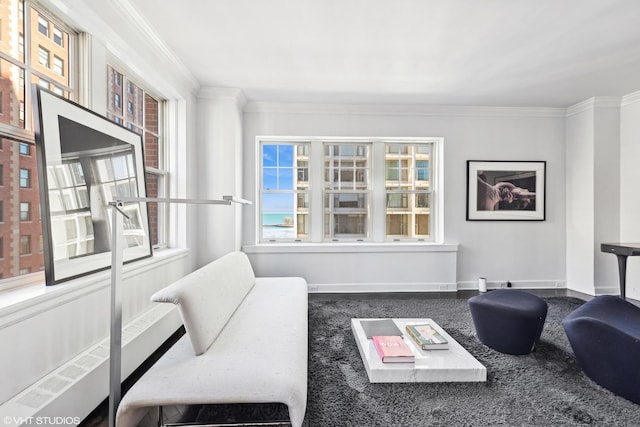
<box><xmin>113</xmin><ymin>0</ymin><xmax>200</xmax><ymax>94</ymax></box>
<box><xmin>198</xmin><ymin>87</ymin><xmax>248</xmax><ymax>110</ymax></box>
<box><xmin>621</xmin><ymin>90</ymin><xmax>640</xmax><ymax>107</ymax></box>
<box><xmin>244</xmin><ymin>101</ymin><xmax>566</xmax><ymax>118</ymax></box>
<box><xmin>43</xmin><ymin>0</ymin><xmax>201</xmax><ymax>96</ymax></box>
<box><xmin>566</xmin><ymin>96</ymin><xmax>622</xmax><ymax>117</ymax></box>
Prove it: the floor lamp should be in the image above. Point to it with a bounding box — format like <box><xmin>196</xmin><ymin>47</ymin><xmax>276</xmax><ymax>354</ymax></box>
<box><xmin>108</xmin><ymin>196</ymin><xmax>251</xmax><ymax>427</ymax></box>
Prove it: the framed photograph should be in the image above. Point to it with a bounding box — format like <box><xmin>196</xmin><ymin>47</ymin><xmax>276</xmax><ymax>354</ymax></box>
<box><xmin>33</xmin><ymin>86</ymin><xmax>152</xmax><ymax>286</ymax></box>
<box><xmin>466</xmin><ymin>160</ymin><xmax>546</xmax><ymax>221</ymax></box>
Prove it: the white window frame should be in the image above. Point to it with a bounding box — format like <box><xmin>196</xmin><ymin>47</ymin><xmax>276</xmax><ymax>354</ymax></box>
<box><xmin>323</xmin><ymin>141</ymin><xmax>371</xmax><ymax>241</ymax></box>
<box><xmin>258</xmin><ymin>140</ymin><xmax>311</xmax><ymax>243</ymax></box>
<box><xmin>384</xmin><ymin>142</ymin><xmax>434</xmax><ymax>241</ymax></box>
<box><xmin>256</xmin><ymin>136</ymin><xmax>444</xmax><ymax>244</ymax></box>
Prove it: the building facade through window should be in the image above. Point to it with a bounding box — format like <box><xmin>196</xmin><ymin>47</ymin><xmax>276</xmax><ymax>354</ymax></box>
<box><xmin>106</xmin><ymin>64</ymin><xmax>167</xmax><ymax>247</ymax></box>
<box><xmin>0</xmin><ymin>0</ymin><xmax>74</xmax><ymax>283</ymax></box>
<box><xmin>258</xmin><ymin>137</ymin><xmax>439</xmax><ymax>243</ymax></box>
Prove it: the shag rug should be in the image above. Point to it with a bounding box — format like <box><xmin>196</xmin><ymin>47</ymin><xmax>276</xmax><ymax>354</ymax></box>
<box><xmin>194</xmin><ymin>295</ymin><xmax>640</xmax><ymax>426</ymax></box>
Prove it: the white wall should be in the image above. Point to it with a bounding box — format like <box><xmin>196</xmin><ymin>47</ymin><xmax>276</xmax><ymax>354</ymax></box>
<box><xmin>565</xmin><ymin>98</ymin><xmax>621</xmax><ymax>296</ymax></box>
<box><xmin>242</xmin><ymin>103</ymin><xmax>567</xmax><ymax>290</ymax></box>
<box><xmin>593</xmin><ymin>102</ymin><xmax>621</xmax><ymax>291</ymax></box>
<box><xmin>194</xmin><ymin>88</ymin><xmax>247</xmax><ymax>267</ymax></box>
<box><xmin>565</xmin><ymin>105</ymin><xmax>596</xmax><ymax>294</ymax></box>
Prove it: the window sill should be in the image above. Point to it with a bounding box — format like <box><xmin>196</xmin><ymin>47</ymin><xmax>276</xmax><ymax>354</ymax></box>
<box><xmin>0</xmin><ymin>248</ymin><xmax>188</xmax><ymax>327</ymax></box>
<box><xmin>243</xmin><ymin>242</ymin><xmax>458</xmax><ymax>254</ymax></box>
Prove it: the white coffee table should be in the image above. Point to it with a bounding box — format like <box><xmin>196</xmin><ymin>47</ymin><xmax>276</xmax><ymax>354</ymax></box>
<box><xmin>351</xmin><ymin>318</ymin><xmax>487</xmax><ymax>383</ymax></box>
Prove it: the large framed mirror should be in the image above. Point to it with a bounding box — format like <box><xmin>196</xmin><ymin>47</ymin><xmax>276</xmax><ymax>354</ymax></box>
<box><xmin>33</xmin><ymin>86</ymin><xmax>152</xmax><ymax>285</ymax></box>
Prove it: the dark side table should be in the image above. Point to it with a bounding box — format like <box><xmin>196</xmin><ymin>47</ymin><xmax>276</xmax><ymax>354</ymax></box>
<box><xmin>601</xmin><ymin>243</ymin><xmax>640</xmax><ymax>300</ymax></box>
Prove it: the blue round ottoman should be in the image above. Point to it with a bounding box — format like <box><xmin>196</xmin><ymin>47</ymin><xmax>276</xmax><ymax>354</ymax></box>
<box><xmin>468</xmin><ymin>289</ymin><xmax>548</xmax><ymax>355</ymax></box>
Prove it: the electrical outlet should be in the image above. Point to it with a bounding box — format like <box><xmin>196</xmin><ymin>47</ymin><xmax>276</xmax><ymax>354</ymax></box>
<box><xmin>506</xmin><ymin>281</ymin><xmax>512</xmax><ymax>288</ymax></box>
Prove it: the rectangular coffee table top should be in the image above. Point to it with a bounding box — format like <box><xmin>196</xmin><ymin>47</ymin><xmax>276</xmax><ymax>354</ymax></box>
<box><xmin>351</xmin><ymin>318</ymin><xmax>487</xmax><ymax>383</ymax></box>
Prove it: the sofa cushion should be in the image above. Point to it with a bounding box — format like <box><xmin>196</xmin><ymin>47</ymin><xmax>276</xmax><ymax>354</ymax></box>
<box><xmin>151</xmin><ymin>251</ymin><xmax>255</xmax><ymax>355</ymax></box>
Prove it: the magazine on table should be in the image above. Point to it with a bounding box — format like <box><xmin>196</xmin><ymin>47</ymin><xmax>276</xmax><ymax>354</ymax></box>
<box><xmin>360</xmin><ymin>319</ymin><xmax>402</xmax><ymax>338</ymax></box>
<box><xmin>371</xmin><ymin>335</ymin><xmax>415</xmax><ymax>363</ymax></box>
<box><xmin>405</xmin><ymin>323</ymin><xmax>449</xmax><ymax>350</ymax></box>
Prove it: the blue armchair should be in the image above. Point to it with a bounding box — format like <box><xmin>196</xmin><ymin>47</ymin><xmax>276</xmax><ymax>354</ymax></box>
<box><xmin>563</xmin><ymin>295</ymin><xmax>640</xmax><ymax>404</ymax></box>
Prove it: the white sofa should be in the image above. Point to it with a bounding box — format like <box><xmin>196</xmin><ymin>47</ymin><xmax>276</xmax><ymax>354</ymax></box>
<box><xmin>116</xmin><ymin>251</ymin><xmax>308</xmax><ymax>427</ymax></box>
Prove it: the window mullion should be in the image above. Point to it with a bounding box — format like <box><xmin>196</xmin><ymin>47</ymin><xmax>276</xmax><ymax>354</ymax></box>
<box><xmin>310</xmin><ymin>140</ymin><xmax>324</xmax><ymax>242</ymax></box>
<box><xmin>372</xmin><ymin>141</ymin><xmax>386</xmax><ymax>242</ymax></box>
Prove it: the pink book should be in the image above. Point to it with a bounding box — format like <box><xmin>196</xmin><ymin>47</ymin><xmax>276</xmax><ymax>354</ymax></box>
<box><xmin>372</xmin><ymin>335</ymin><xmax>415</xmax><ymax>363</ymax></box>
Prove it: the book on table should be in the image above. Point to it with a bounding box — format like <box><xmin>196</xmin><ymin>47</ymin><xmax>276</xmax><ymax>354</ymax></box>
<box><xmin>360</xmin><ymin>319</ymin><xmax>402</xmax><ymax>339</ymax></box>
<box><xmin>371</xmin><ymin>335</ymin><xmax>415</xmax><ymax>363</ymax></box>
<box><xmin>405</xmin><ymin>323</ymin><xmax>449</xmax><ymax>350</ymax></box>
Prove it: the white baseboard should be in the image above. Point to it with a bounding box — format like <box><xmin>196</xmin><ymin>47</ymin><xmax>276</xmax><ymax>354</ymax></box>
<box><xmin>0</xmin><ymin>304</ymin><xmax>181</xmax><ymax>426</ymax></box>
<box><xmin>308</xmin><ymin>282</ymin><xmax>458</xmax><ymax>293</ymax></box>
<box><xmin>594</xmin><ymin>286</ymin><xmax>621</xmax><ymax>296</ymax></box>
<box><xmin>308</xmin><ymin>280</ymin><xmax>567</xmax><ymax>294</ymax></box>
<box><xmin>456</xmin><ymin>280</ymin><xmax>567</xmax><ymax>291</ymax></box>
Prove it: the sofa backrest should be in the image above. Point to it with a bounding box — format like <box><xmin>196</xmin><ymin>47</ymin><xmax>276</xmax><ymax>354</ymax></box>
<box><xmin>151</xmin><ymin>251</ymin><xmax>256</xmax><ymax>355</ymax></box>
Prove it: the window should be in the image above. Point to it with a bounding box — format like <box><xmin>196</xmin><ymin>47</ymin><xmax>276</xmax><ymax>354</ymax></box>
<box><xmin>260</xmin><ymin>142</ymin><xmax>310</xmax><ymax>241</ymax></box>
<box><xmin>19</xmin><ymin>142</ymin><xmax>30</xmax><ymax>155</ymax></box>
<box><xmin>258</xmin><ymin>137</ymin><xmax>440</xmax><ymax>243</ymax></box>
<box><xmin>324</xmin><ymin>143</ymin><xmax>370</xmax><ymax>240</ymax></box>
<box><xmin>37</xmin><ymin>15</ymin><xmax>48</xmax><ymax>36</ymax></box>
<box><xmin>38</xmin><ymin>45</ymin><xmax>49</xmax><ymax>67</ymax></box>
<box><xmin>19</xmin><ymin>235</ymin><xmax>31</xmax><ymax>255</ymax></box>
<box><xmin>107</xmin><ymin>65</ymin><xmax>167</xmax><ymax>247</ymax></box>
<box><xmin>19</xmin><ymin>168</ymin><xmax>29</xmax><ymax>187</ymax></box>
<box><xmin>53</xmin><ymin>27</ymin><xmax>63</xmax><ymax>46</ymax></box>
<box><xmin>53</xmin><ymin>55</ymin><xmax>63</xmax><ymax>75</ymax></box>
<box><xmin>0</xmin><ymin>200</ymin><xmax>3</xmax><ymax>222</ymax></box>
<box><xmin>385</xmin><ymin>143</ymin><xmax>433</xmax><ymax>239</ymax></box>
<box><xmin>0</xmin><ymin>1</ymin><xmax>76</xmax><ymax>284</ymax></box>
<box><xmin>20</xmin><ymin>202</ymin><xmax>30</xmax><ymax>221</ymax></box>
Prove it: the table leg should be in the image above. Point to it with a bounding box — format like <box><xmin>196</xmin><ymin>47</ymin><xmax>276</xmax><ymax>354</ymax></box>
<box><xmin>615</xmin><ymin>254</ymin><xmax>628</xmax><ymax>300</ymax></box>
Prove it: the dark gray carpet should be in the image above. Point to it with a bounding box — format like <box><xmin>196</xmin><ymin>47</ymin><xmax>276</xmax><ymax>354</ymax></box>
<box><xmin>194</xmin><ymin>296</ymin><xmax>640</xmax><ymax>426</ymax></box>
<box><xmin>305</xmin><ymin>295</ymin><xmax>640</xmax><ymax>426</ymax></box>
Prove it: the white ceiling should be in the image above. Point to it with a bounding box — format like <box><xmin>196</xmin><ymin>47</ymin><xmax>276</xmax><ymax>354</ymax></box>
<box><xmin>129</xmin><ymin>0</ymin><xmax>640</xmax><ymax>107</ymax></box>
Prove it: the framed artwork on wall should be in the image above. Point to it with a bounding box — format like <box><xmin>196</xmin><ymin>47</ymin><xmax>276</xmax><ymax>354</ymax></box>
<box><xmin>466</xmin><ymin>160</ymin><xmax>546</xmax><ymax>221</ymax></box>
<box><xmin>33</xmin><ymin>86</ymin><xmax>152</xmax><ymax>286</ymax></box>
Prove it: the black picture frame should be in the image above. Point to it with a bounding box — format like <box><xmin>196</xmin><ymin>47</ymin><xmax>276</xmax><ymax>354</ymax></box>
<box><xmin>33</xmin><ymin>86</ymin><xmax>152</xmax><ymax>285</ymax></box>
<box><xmin>466</xmin><ymin>160</ymin><xmax>546</xmax><ymax>221</ymax></box>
